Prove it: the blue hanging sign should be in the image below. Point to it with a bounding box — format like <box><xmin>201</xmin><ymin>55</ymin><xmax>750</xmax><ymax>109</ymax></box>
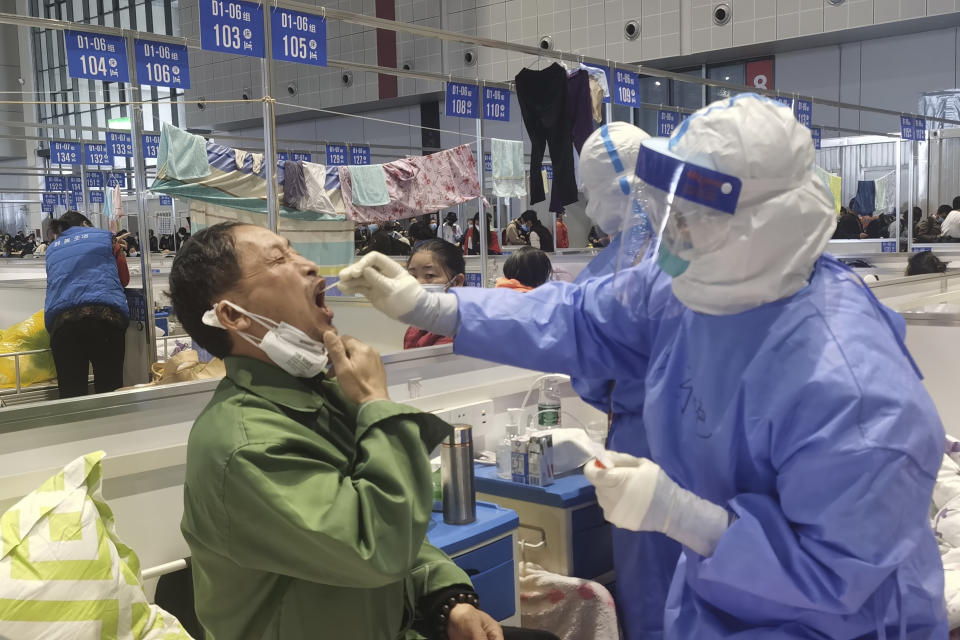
<box><xmin>446</xmin><ymin>82</ymin><xmax>479</xmax><ymax>118</ymax></box>
<box><xmin>63</xmin><ymin>30</ymin><xmax>129</xmax><ymax>82</ymax></box>
<box><xmin>348</xmin><ymin>146</ymin><xmax>370</xmax><ymax>165</ymax></box>
<box><xmin>811</xmin><ymin>127</ymin><xmax>822</xmax><ymax>150</ymax></box>
<box><xmin>135</xmin><ymin>39</ymin><xmax>190</xmax><ymax>89</ymax></box>
<box><xmin>773</xmin><ymin>96</ymin><xmax>793</xmax><ymax>109</ymax></box>
<box><xmin>326</xmin><ymin>144</ymin><xmax>347</xmax><ymax>166</ymax></box>
<box><xmin>612</xmin><ymin>69</ymin><xmax>640</xmax><ymax>108</ymax></box>
<box><xmin>42</xmin><ymin>193</ymin><xmax>59</xmax><ymax>206</ymax></box>
<box><xmin>291</xmin><ymin>152</ymin><xmax>312</xmax><ymax>162</ymax></box>
<box><xmin>45</xmin><ymin>175</ymin><xmax>66</xmax><ymax>191</ymax></box>
<box><xmin>657</xmin><ymin>110</ymin><xmax>680</xmax><ymax>137</ymax></box>
<box><xmin>912</xmin><ymin>246</ymin><xmax>932</xmax><ymax>253</ymax></box>
<box><xmin>465</xmin><ymin>272</ymin><xmax>482</xmax><ymax>287</ymax></box>
<box><xmin>67</xmin><ymin>193</ymin><xmax>80</xmax><ymax>208</ymax></box>
<box><xmin>544</xmin><ymin>164</ymin><xmax>553</xmax><ymax>181</ymax></box>
<box><xmin>881</xmin><ymin>241</ymin><xmax>897</xmax><ymax>253</ymax></box>
<box><xmin>900</xmin><ymin>116</ymin><xmax>915</xmax><ymax>140</ymax></box>
<box><xmin>106</xmin><ymin>131</ymin><xmax>133</xmax><ymax>158</ymax></box>
<box><xmin>106</xmin><ymin>171</ymin><xmax>127</xmax><ymax>188</ymax></box>
<box><xmin>41</xmin><ymin>203</ymin><xmax>54</xmax><ymax>213</ymax></box>
<box><xmin>277</xmin><ymin>152</ymin><xmax>288</xmax><ymax>161</ymax></box>
<box><xmin>159</xmin><ymin>195</ymin><xmax>173</xmax><ymax>206</ymax></box>
<box><xmin>57</xmin><ymin>194</ymin><xmax>68</xmax><ymax>206</ymax></box>
<box><xmin>482</xmin><ymin>87</ymin><xmax>510</xmax><ymax>122</ymax></box>
<box><xmin>271</xmin><ymin>8</ymin><xmax>327</xmax><ymax>66</ymax></box>
<box><xmin>51</xmin><ymin>141</ymin><xmax>81</xmax><ymax>165</ymax></box>
<box><xmin>84</xmin><ymin>142</ymin><xmax>111</xmax><ymax>166</ymax></box>
<box><xmin>199</xmin><ymin>0</ymin><xmax>265</xmax><ymax>58</ymax></box>
<box><xmin>484</xmin><ymin>152</ymin><xmax>492</xmax><ymax>172</ymax></box>
<box><xmin>795</xmin><ymin>99</ymin><xmax>813</xmax><ymax>128</ymax></box>
<box><xmin>86</xmin><ymin>171</ymin><xmax>104</xmax><ymax>189</ymax></box>
<box><xmin>68</xmin><ymin>176</ymin><xmax>83</xmax><ymax>193</ymax></box>
<box><xmin>89</xmin><ymin>190</ymin><xmax>105</xmax><ymax>204</ymax></box>
<box><xmin>142</xmin><ymin>134</ymin><xmax>160</xmax><ymax>159</ymax></box>
<box><xmin>914</xmin><ymin>117</ymin><xmax>927</xmax><ymax>141</ymax></box>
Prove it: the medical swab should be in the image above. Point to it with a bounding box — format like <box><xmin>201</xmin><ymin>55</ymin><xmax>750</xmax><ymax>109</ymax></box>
<box><xmin>320</xmin><ymin>280</ymin><xmax>341</xmax><ymax>294</ymax></box>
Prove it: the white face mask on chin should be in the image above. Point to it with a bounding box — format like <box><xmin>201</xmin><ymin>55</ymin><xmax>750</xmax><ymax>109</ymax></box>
<box><xmin>202</xmin><ymin>301</ymin><xmax>329</xmax><ymax>378</ymax></box>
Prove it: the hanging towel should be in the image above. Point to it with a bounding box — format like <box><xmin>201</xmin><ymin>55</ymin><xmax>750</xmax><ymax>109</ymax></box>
<box><xmin>518</xmin><ymin>561</ymin><xmax>619</xmax><ymax>640</ymax></box>
<box><xmin>853</xmin><ymin>180</ymin><xmax>876</xmax><ymax>216</ymax></box>
<box><xmin>156</xmin><ymin>122</ymin><xmax>210</xmax><ymax>180</ymax></box>
<box><xmin>235</xmin><ymin>149</ymin><xmax>249</xmax><ymax>171</ymax></box>
<box><xmin>338</xmin><ymin>145</ymin><xmax>485</xmax><ymax>223</ymax></box>
<box><xmin>579</xmin><ymin>63</ymin><xmax>610</xmax><ymax>98</ymax></box>
<box><xmin>299</xmin><ymin>162</ymin><xmax>340</xmax><ymax>214</ymax></box>
<box><xmin>588</xmin><ymin>75</ymin><xmax>604</xmax><ymax>123</ymax></box>
<box><xmin>813</xmin><ymin>165</ymin><xmax>842</xmax><ymax>213</ymax></box>
<box><xmin>349</xmin><ymin>164</ymin><xmax>391</xmax><ymax>206</ymax></box>
<box><xmin>110</xmin><ymin>186</ymin><xmax>125</xmax><ymax>233</ymax></box>
<box><xmin>491</xmin><ymin>138</ymin><xmax>526</xmax><ymax>198</ymax></box>
<box><xmin>251</xmin><ymin>153</ymin><xmax>264</xmax><ymax>175</ymax></box>
<box><xmin>874</xmin><ymin>171</ymin><xmax>895</xmax><ymax>215</ymax></box>
<box><xmin>283</xmin><ymin>160</ymin><xmax>307</xmax><ymax>208</ymax></box>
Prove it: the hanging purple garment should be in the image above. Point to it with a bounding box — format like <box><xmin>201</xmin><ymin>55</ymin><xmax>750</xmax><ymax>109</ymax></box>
<box><xmin>567</xmin><ymin>69</ymin><xmax>594</xmax><ymax>154</ymax></box>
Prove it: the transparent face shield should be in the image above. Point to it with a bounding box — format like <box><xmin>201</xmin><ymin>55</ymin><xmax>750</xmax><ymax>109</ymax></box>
<box><xmin>616</xmin><ymin>138</ymin><xmax>743</xmax><ymax>287</ymax></box>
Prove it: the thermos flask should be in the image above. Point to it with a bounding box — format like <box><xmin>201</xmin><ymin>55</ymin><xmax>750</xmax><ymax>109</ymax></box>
<box><xmin>441</xmin><ymin>424</ymin><xmax>476</xmax><ymax>524</ymax></box>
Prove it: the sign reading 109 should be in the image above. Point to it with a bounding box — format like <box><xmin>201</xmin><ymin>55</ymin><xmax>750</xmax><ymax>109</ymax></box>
<box><xmin>64</xmin><ymin>30</ymin><xmax>129</xmax><ymax>82</ymax></box>
<box><xmin>200</xmin><ymin>0</ymin><xmax>265</xmax><ymax>58</ymax></box>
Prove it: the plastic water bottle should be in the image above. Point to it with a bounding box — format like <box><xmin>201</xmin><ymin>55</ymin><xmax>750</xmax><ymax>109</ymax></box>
<box><xmin>537</xmin><ymin>379</ymin><xmax>562</xmax><ymax>428</ymax></box>
<box><xmin>497</xmin><ymin>408</ymin><xmax>522</xmax><ymax>479</ymax></box>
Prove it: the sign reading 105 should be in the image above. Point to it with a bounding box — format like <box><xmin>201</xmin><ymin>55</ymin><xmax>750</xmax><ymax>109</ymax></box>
<box><xmin>210</xmin><ymin>1</ymin><xmax>245</xmax><ymax>50</ymax></box>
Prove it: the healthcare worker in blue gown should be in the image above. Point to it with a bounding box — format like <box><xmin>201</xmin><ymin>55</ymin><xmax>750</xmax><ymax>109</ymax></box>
<box><xmin>340</xmin><ymin>94</ymin><xmax>947</xmax><ymax>638</ymax></box>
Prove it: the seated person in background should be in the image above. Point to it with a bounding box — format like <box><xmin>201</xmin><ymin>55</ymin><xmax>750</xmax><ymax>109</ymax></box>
<box><xmin>408</xmin><ymin>219</ymin><xmax>437</xmax><ymax>251</ymax></box>
<box><xmin>502</xmin><ymin>216</ymin><xmax>529</xmax><ymax>246</ymax></box>
<box><xmin>520</xmin><ymin>210</ymin><xmax>554</xmax><ymax>253</ymax></box>
<box><xmin>404</xmin><ymin>239</ymin><xmax>465</xmax><ymax>349</ymax></box>
<box><xmin>360</xmin><ymin>222</ymin><xmax>412</xmax><ymax>256</ymax></box>
<box><xmin>916</xmin><ymin>205</ymin><xmax>948</xmax><ymax>242</ymax></box>
<box><xmin>942</xmin><ymin>196</ymin><xmax>960</xmax><ymax>240</ymax></box>
<box><xmin>168</xmin><ymin>222</ymin><xmax>508</xmax><ymax>640</ymax></box>
<box><xmin>461</xmin><ymin>212</ymin><xmax>502</xmax><ymax>255</ymax></box>
<box><xmin>587</xmin><ymin>224</ymin><xmax>609</xmax><ymax>248</ymax></box>
<box><xmin>496</xmin><ymin>246</ymin><xmax>553</xmax><ymax>292</ymax></box>
<box><xmin>832</xmin><ymin>206</ymin><xmax>862</xmax><ymax>239</ymax></box>
<box><xmin>906</xmin><ymin>251</ymin><xmax>948</xmax><ymax>276</ymax></box>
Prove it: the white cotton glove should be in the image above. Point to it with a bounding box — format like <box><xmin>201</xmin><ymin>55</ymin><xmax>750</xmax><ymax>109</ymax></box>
<box><xmin>583</xmin><ymin>451</ymin><xmax>731</xmax><ymax>557</ymax></box>
<box><xmin>337</xmin><ymin>251</ymin><xmax>460</xmax><ymax>336</ymax></box>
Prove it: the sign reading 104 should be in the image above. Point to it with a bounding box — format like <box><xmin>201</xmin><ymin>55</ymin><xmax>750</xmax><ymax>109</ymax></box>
<box><xmin>64</xmin><ymin>30</ymin><xmax>129</xmax><ymax>83</ymax></box>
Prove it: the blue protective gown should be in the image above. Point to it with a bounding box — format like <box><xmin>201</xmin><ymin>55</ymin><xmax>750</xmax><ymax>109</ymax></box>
<box><xmin>452</xmin><ymin>254</ymin><xmax>946</xmax><ymax>638</ymax></box>
<box><xmin>571</xmin><ymin>235</ymin><xmax>682</xmax><ymax>640</ymax></box>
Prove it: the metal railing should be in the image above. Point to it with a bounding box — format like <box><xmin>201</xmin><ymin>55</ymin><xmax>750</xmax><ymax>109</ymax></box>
<box><xmin>0</xmin><ymin>348</ymin><xmax>53</xmax><ymax>396</ymax></box>
<box><xmin>0</xmin><ymin>333</ymin><xmax>196</xmax><ymax>399</ymax></box>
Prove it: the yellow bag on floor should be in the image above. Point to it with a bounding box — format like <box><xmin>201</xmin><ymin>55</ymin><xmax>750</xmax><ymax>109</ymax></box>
<box><xmin>0</xmin><ymin>311</ymin><xmax>56</xmax><ymax>389</ymax></box>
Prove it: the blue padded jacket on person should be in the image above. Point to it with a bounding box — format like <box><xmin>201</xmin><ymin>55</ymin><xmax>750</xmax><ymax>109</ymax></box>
<box><xmin>451</xmin><ymin>253</ymin><xmax>946</xmax><ymax>639</ymax></box>
<box><xmin>44</xmin><ymin>226</ymin><xmax>129</xmax><ymax>331</ymax></box>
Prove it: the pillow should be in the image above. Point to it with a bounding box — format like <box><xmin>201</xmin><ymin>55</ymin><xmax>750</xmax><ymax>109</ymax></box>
<box><xmin>0</xmin><ymin>451</ymin><xmax>193</xmax><ymax>639</ymax></box>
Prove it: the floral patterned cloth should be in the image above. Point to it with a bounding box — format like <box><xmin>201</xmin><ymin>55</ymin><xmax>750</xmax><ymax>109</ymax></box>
<box><xmin>338</xmin><ymin>144</ymin><xmax>484</xmax><ymax>223</ymax></box>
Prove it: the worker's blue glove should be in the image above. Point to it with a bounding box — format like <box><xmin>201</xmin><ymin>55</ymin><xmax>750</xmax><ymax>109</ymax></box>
<box><xmin>338</xmin><ymin>252</ymin><xmax>459</xmax><ymax>336</ymax></box>
<box><xmin>583</xmin><ymin>451</ymin><xmax>731</xmax><ymax>557</ymax></box>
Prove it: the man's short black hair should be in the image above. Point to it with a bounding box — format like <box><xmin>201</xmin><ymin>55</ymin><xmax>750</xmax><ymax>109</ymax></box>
<box><xmin>168</xmin><ymin>222</ymin><xmax>247</xmax><ymax>358</ymax></box>
<box><xmin>953</xmin><ymin>196</ymin><xmax>960</xmax><ymax>211</ymax></box>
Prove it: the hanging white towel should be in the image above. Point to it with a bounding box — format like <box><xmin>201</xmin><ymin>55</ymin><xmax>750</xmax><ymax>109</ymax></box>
<box><xmin>518</xmin><ymin>561</ymin><xmax>619</xmax><ymax>640</ymax></box>
<box><xmin>491</xmin><ymin>138</ymin><xmax>527</xmax><ymax>198</ymax></box>
<box><xmin>299</xmin><ymin>162</ymin><xmax>341</xmax><ymax>215</ymax></box>
<box><xmin>235</xmin><ymin>149</ymin><xmax>249</xmax><ymax>171</ymax></box>
<box><xmin>251</xmin><ymin>153</ymin><xmax>264</xmax><ymax>175</ymax></box>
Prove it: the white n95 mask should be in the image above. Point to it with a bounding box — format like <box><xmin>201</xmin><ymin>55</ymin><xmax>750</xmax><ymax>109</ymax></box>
<box><xmin>202</xmin><ymin>301</ymin><xmax>329</xmax><ymax>378</ymax></box>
